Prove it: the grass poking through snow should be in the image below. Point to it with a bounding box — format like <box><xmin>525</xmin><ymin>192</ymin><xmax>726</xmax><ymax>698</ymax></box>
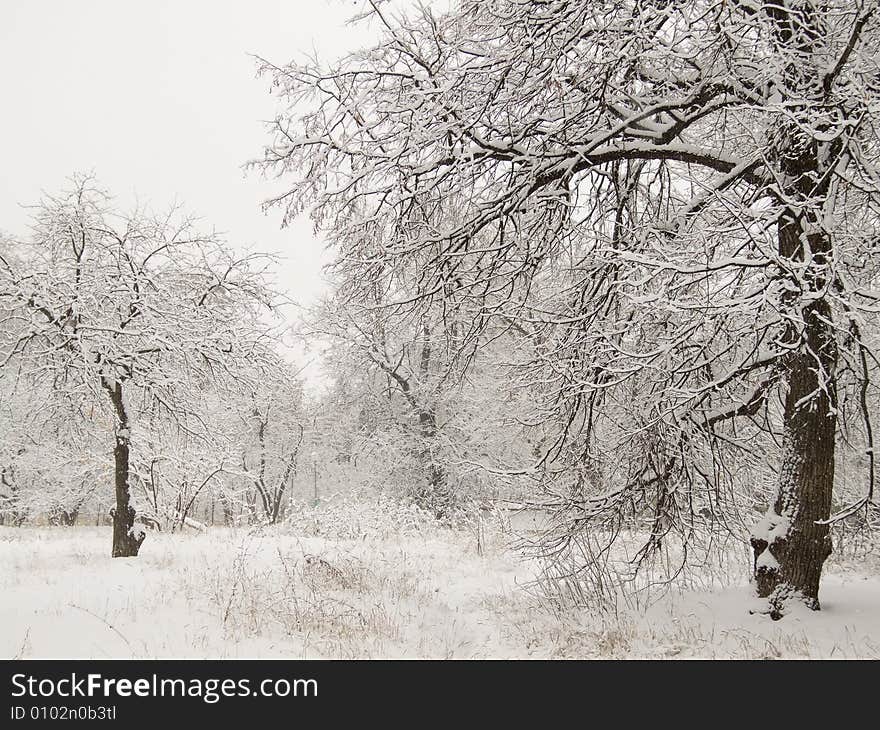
<box><xmin>1</xmin><ymin>519</ymin><xmax>878</xmax><ymax>658</ymax></box>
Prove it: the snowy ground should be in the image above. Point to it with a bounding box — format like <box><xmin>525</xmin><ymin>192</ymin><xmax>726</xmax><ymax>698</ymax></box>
<box><xmin>2</xmin><ymin>521</ymin><xmax>878</xmax><ymax>659</ymax></box>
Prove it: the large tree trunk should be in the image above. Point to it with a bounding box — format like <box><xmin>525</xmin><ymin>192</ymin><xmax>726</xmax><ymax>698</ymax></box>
<box><xmin>750</xmin><ymin>117</ymin><xmax>839</xmax><ymax>615</ymax></box>
<box><xmin>751</xmin><ymin>298</ymin><xmax>837</xmax><ymax>616</ymax></box>
<box><xmin>104</xmin><ymin>379</ymin><xmax>145</xmax><ymax>558</ymax></box>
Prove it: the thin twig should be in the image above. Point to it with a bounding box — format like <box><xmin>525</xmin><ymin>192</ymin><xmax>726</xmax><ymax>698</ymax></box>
<box><xmin>68</xmin><ymin>603</ymin><xmax>135</xmax><ymax>655</ymax></box>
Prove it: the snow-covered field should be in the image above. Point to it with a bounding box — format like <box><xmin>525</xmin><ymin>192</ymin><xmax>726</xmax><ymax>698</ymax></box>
<box><xmin>2</xmin><ymin>521</ymin><xmax>878</xmax><ymax>659</ymax></box>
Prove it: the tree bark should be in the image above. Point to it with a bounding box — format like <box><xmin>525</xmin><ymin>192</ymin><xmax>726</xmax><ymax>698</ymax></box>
<box><xmin>751</xmin><ymin>298</ymin><xmax>836</xmax><ymax>615</ymax></box>
<box><xmin>103</xmin><ymin>379</ymin><xmax>145</xmax><ymax>558</ymax></box>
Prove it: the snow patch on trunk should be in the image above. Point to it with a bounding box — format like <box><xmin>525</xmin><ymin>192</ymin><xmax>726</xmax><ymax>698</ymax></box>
<box><xmin>753</xmin><ymin>510</ymin><xmax>791</xmax><ymax>543</ymax></box>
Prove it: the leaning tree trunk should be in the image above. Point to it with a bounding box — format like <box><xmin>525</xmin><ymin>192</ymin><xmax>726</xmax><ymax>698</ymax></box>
<box><xmin>750</xmin><ymin>129</ymin><xmax>838</xmax><ymax>615</ymax></box>
<box><xmin>104</xmin><ymin>379</ymin><xmax>145</xmax><ymax>558</ymax></box>
<box><xmin>751</xmin><ymin>298</ymin><xmax>837</xmax><ymax>616</ymax></box>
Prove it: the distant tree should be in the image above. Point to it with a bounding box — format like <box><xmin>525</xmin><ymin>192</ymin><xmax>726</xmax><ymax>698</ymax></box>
<box><xmin>308</xmin><ymin>280</ymin><xmax>540</xmax><ymax>516</ymax></box>
<box><xmin>0</xmin><ymin>177</ymin><xmax>281</xmax><ymax>556</ymax></box>
<box><xmin>231</xmin><ymin>370</ymin><xmax>305</xmax><ymax>524</ymax></box>
<box><xmin>257</xmin><ymin>0</ymin><xmax>880</xmax><ymax>614</ymax></box>
<box><xmin>132</xmin><ymin>431</ymin><xmax>227</xmax><ymax>532</ymax></box>
<box><xmin>307</xmin><ymin>269</ymin><xmax>463</xmax><ymax>514</ymax></box>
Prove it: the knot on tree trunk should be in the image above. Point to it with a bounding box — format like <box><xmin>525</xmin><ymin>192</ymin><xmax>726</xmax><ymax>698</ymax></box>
<box><xmin>112</xmin><ymin>504</ymin><xmax>146</xmax><ymax>558</ymax></box>
<box><xmin>751</xmin><ymin>514</ymin><xmax>831</xmax><ymax>616</ymax></box>
<box><xmin>751</xmin><ymin>534</ymin><xmax>785</xmax><ymax>599</ymax></box>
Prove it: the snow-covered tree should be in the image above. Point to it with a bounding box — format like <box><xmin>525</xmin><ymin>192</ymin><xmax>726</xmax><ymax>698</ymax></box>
<box><xmin>0</xmin><ymin>176</ymin><xmax>282</xmax><ymax>556</ymax></box>
<box><xmin>230</xmin><ymin>369</ymin><xmax>305</xmax><ymax>524</ymax></box>
<box><xmin>256</xmin><ymin>0</ymin><xmax>880</xmax><ymax>614</ymax></box>
<box><xmin>303</xmin><ymin>253</ymin><xmax>542</xmax><ymax>518</ymax></box>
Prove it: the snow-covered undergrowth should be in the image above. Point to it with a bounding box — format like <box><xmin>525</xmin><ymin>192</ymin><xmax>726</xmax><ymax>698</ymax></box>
<box><xmin>1</xmin><ymin>510</ymin><xmax>878</xmax><ymax>658</ymax></box>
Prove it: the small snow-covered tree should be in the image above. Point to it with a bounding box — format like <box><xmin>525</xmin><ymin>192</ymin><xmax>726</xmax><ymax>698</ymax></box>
<box><xmin>306</xmin><ymin>274</ymin><xmax>465</xmax><ymax>514</ymax></box>
<box><xmin>230</xmin><ymin>368</ymin><xmax>305</xmax><ymax>524</ymax></box>
<box><xmin>0</xmin><ymin>176</ymin><xmax>282</xmax><ymax>556</ymax></box>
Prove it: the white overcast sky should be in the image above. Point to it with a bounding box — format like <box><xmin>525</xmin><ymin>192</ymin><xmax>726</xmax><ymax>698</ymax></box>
<box><xmin>0</xmin><ymin>1</ymin><xmax>388</xmax><ymax>383</ymax></box>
